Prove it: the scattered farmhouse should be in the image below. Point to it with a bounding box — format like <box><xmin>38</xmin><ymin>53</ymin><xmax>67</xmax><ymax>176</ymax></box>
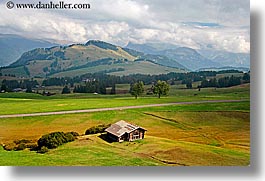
<box><xmin>105</xmin><ymin>120</ymin><xmax>146</xmax><ymax>142</ymax></box>
<box><xmin>12</xmin><ymin>88</ymin><xmax>26</xmax><ymax>92</ymax></box>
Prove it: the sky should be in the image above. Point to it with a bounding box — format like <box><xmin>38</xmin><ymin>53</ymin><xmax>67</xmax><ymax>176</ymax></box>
<box><xmin>0</xmin><ymin>0</ymin><xmax>250</xmax><ymax>53</ymax></box>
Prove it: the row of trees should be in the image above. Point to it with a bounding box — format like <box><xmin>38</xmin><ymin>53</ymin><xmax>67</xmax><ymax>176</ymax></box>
<box><xmin>61</xmin><ymin>73</ymin><xmax>248</xmax><ymax>96</ymax></box>
<box><xmin>1</xmin><ymin>70</ymin><xmax>249</xmax><ymax>95</ymax></box>
<box><xmin>72</xmin><ymin>80</ymin><xmax>107</xmax><ymax>94</ymax></box>
<box><xmin>41</xmin><ymin>70</ymin><xmax>243</xmax><ymax>88</ymax></box>
<box><xmin>0</xmin><ymin>79</ymin><xmax>39</xmax><ymax>92</ymax></box>
<box><xmin>130</xmin><ymin>80</ymin><xmax>170</xmax><ymax>99</ymax></box>
<box><xmin>199</xmin><ymin>73</ymin><xmax>250</xmax><ymax>88</ymax></box>
<box><xmin>61</xmin><ymin>80</ymin><xmax>170</xmax><ymax>99</ymax></box>
<box><xmin>42</xmin><ymin>77</ymin><xmax>77</xmax><ymax>87</ymax></box>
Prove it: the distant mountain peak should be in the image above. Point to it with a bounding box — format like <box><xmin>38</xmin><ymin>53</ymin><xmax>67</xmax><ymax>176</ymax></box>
<box><xmin>85</xmin><ymin>40</ymin><xmax>104</xmax><ymax>44</ymax></box>
<box><xmin>175</xmin><ymin>47</ymin><xmax>199</xmax><ymax>55</ymax></box>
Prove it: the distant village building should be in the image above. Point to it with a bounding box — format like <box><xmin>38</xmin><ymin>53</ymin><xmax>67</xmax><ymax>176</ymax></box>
<box><xmin>105</xmin><ymin>120</ymin><xmax>146</xmax><ymax>142</ymax></box>
<box><xmin>12</xmin><ymin>88</ymin><xmax>26</xmax><ymax>92</ymax></box>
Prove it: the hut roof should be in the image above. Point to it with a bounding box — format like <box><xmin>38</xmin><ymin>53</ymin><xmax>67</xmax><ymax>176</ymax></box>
<box><xmin>105</xmin><ymin>120</ymin><xmax>146</xmax><ymax>137</ymax></box>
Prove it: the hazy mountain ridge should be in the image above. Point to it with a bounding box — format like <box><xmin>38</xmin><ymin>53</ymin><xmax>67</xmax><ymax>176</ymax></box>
<box><xmin>126</xmin><ymin>42</ymin><xmax>250</xmax><ymax>71</ymax></box>
<box><xmin>161</xmin><ymin>47</ymin><xmax>222</xmax><ymax>70</ymax></box>
<box><xmin>126</xmin><ymin>42</ymin><xmax>179</xmax><ymax>55</ymax></box>
<box><xmin>0</xmin><ymin>34</ymin><xmax>57</xmax><ymax>67</ymax></box>
<box><xmin>198</xmin><ymin>49</ymin><xmax>250</xmax><ymax>68</ymax></box>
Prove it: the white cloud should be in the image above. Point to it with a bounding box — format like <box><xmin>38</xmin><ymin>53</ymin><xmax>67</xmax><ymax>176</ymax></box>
<box><xmin>0</xmin><ymin>0</ymin><xmax>250</xmax><ymax>53</ymax></box>
<box><xmin>97</xmin><ymin>0</ymin><xmax>151</xmax><ymax>22</ymax></box>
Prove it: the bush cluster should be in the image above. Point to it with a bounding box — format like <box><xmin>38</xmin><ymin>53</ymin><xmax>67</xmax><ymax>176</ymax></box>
<box><xmin>3</xmin><ymin>139</ymin><xmax>38</xmax><ymax>151</ymax></box>
<box><xmin>37</xmin><ymin>131</ymin><xmax>79</xmax><ymax>149</ymax></box>
<box><xmin>85</xmin><ymin>124</ymin><xmax>111</xmax><ymax>135</ymax></box>
<box><xmin>37</xmin><ymin>146</ymin><xmax>49</xmax><ymax>154</ymax></box>
<box><xmin>3</xmin><ymin>143</ymin><xmax>17</xmax><ymax>151</ymax></box>
<box><xmin>2</xmin><ymin>132</ymin><xmax>79</xmax><ymax>154</ymax></box>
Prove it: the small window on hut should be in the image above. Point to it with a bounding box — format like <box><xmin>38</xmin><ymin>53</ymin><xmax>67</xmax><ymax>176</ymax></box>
<box><xmin>133</xmin><ymin>131</ymin><xmax>140</xmax><ymax>140</ymax></box>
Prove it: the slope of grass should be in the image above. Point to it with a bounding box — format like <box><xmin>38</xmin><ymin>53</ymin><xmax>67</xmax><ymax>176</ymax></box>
<box><xmin>0</xmin><ymin>138</ymin><xmax>162</xmax><ymax>166</ymax></box>
<box><xmin>0</xmin><ymin>134</ymin><xmax>250</xmax><ymax>166</ymax></box>
<box><xmin>51</xmin><ymin>61</ymin><xmax>184</xmax><ymax>77</ymax></box>
<box><xmin>1</xmin><ymin>66</ymin><xmax>28</xmax><ymax>77</ymax></box>
<box><xmin>0</xmin><ymin>100</ymin><xmax>250</xmax><ymax>166</ymax></box>
<box><xmin>0</xmin><ymin>85</ymin><xmax>250</xmax><ymax>166</ymax></box>
<box><xmin>26</xmin><ymin>60</ymin><xmax>53</xmax><ymax>77</ymax></box>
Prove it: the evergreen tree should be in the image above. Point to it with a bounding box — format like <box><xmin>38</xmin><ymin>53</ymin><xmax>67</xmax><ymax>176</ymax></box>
<box><xmin>26</xmin><ymin>85</ymin><xmax>32</xmax><ymax>93</ymax></box>
<box><xmin>110</xmin><ymin>84</ymin><xmax>116</xmax><ymax>94</ymax></box>
<box><xmin>62</xmin><ymin>86</ymin><xmax>71</xmax><ymax>94</ymax></box>
<box><xmin>186</xmin><ymin>79</ymin><xmax>193</xmax><ymax>89</ymax></box>
<box><xmin>1</xmin><ymin>84</ymin><xmax>7</xmax><ymax>92</ymax></box>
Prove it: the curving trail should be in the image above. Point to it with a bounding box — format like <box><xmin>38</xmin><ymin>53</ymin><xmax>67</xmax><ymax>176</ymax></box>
<box><xmin>0</xmin><ymin>99</ymin><xmax>246</xmax><ymax>118</ymax></box>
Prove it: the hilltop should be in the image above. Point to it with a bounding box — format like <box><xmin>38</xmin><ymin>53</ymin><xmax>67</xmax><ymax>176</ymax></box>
<box><xmin>1</xmin><ymin>40</ymin><xmax>186</xmax><ymax>78</ymax></box>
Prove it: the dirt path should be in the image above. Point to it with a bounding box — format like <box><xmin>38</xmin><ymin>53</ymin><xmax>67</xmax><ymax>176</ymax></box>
<box><xmin>0</xmin><ymin>99</ymin><xmax>246</xmax><ymax>118</ymax></box>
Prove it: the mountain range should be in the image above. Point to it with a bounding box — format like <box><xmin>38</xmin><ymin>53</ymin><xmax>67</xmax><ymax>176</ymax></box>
<box><xmin>0</xmin><ymin>34</ymin><xmax>250</xmax><ymax>78</ymax></box>
<box><xmin>126</xmin><ymin>42</ymin><xmax>250</xmax><ymax>71</ymax></box>
<box><xmin>198</xmin><ymin>49</ymin><xmax>250</xmax><ymax>68</ymax></box>
<box><xmin>0</xmin><ymin>40</ymin><xmax>186</xmax><ymax>78</ymax></box>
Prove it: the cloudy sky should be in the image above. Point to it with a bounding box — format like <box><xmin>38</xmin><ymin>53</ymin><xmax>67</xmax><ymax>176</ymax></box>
<box><xmin>0</xmin><ymin>0</ymin><xmax>250</xmax><ymax>53</ymax></box>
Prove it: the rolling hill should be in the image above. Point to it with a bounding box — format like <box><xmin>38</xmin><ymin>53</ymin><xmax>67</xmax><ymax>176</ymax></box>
<box><xmin>0</xmin><ymin>34</ymin><xmax>57</xmax><ymax>67</ymax></box>
<box><xmin>1</xmin><ymin>40</ymin><xmax>186</xmax><ymax>78</ymax></box>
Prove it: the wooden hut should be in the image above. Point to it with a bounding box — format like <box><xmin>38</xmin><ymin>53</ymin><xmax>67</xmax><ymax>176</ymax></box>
<box><xmin>105</xmin><ymin>120</ymin><xmax>146</xmax><ymax>142</ymax></box>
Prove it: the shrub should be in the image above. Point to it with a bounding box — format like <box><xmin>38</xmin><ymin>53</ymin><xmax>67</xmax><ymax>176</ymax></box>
<box><xmin>15</xmin><ymin>143</ymin><xmax>27</xmax><ymax>151</ymax></box>
<box><xmin>3</xmin><ymin>143</ymin><xmax>17</xmax><ymax>151</ymax></box>
<box><xmin>37</xmin><ymin>146</ymin><xmax>49</xmax><ymax>154</ymax></box>
<box><xmin>38</xmin><ymin>132</ymin><xmax>64</xmax><ymax>149</ymax></box>
<box><xmin>66</xmin><ymin>131</ymin><xmax>79</xmax><ymax>137</ymax></box>
<box><xmin>4</xmin><ymin>139</ymin><xmax>37</xmax><ymax>151</ymax></box>
<box><xmin>14</xmin><ymin>139</ymin><xmax>31</xmax><ymax>145</ymax></box>
<box><xmin>64</xmin><ymin>132</ymin><xmax>75</xmax><ymax>142</ymax></box>
<box><xmin>85</xmin><ymin>124</ymin><xmax>111</xmax><ymax>135</ymax></box>
<box><xmin>28</xmin><ymin>143</ymin><xmax>39</xmax><ymax>151</ymax></box>
<box><xmin>37</xmin><ymin>131</ymin><xmax>78</xmax><ymax>149</ymax></box>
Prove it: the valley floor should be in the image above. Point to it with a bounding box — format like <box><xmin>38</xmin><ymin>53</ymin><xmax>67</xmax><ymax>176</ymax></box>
<box><xmin>0</xmin><ymin>85</ymin><xmax>250</xmax><ymax>166</ymax></box>
<box><xmin>0</xmin><ymin>99</ymin><xmax>245</xmax><ymax>118</ymax></box>
<box><xmin>0</xmin><ymin>103</ymin><xmax>250</xmax><ymax>166</ymax></box>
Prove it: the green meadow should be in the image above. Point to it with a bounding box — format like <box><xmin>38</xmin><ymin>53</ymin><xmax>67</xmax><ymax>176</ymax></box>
<box><xmin>0</xmin><ymin>84</ymin><xmax>249</xmax><ymax>115</ymax></box>
<box><xmin>0</xmin><ymin>84</ymin><xmax>250</xmax><ymax>166</ymax></box>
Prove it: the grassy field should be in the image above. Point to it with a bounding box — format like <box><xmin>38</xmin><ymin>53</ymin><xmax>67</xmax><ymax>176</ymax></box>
<box><xmin>0</xmin><ymin>84</ymin><xmax>250</xmax><ymax>166</ymax></box>
<box><xmin>0</xmin><ymin>102</ymin><xmax>250</xmax><ymax>166</ymax></box>
<box><xmin>0</xmin><ymin>84</ymin><xmax>249</xmax><ymax>115</ymax></box>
